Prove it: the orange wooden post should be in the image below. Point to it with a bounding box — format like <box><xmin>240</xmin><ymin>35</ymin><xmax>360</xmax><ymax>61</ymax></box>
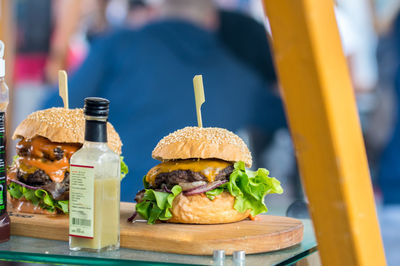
<box><xmin>262</xmin><ymin>0</ymin><xmax>386</xmax><ymax>265</ymax></box>
<box><xmin>0</xmin><ymin>0</ymin><xmax>14</xmax><ymax>85</ymax></box>
<box><xmin>0</xmin><ymin>0</ymin><xmax>15</xmax><ymax>164</ymax></box>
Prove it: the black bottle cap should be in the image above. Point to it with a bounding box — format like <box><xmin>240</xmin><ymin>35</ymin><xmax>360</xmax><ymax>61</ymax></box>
<box><xmin>84</xmin><ymin>97</ymin><xmax>109</xmax><ymax>117</ymax></box>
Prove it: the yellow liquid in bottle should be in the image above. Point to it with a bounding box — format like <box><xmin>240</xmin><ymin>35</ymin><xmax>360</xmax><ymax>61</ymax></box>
<box><xmin>70</xmin><ymin>178</ymin><xmax>120</xmax><ymax>251</ymax></box>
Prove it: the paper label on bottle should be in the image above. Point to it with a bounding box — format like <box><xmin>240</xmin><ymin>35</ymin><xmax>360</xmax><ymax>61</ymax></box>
<box><xmin>0</xmin><ymin>112</ymin><xmax>6</xmax><ymax>215</ymax></box>
<box><xmin>69</xmin><ymin>164</ymin><xmax>94</xmax><ymax>239</ymax></box>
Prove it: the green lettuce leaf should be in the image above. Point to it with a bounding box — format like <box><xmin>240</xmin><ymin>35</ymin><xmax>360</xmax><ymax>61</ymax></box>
<box><xmin>205</xmin><ymin>187</ymin><xmax>224</xmax><ymax>200</ymax></box>
<box><xmin>8</xmin><ymin>182</ymin><xmax>23</xmax><ymax>199</ymax></box>
<box><xmin>136</xmin><ymin>185</ymin><xmax>182</xmax><ymax>224</ymax></box>
<box><xmin>8</xmin><ymin>154</ymin><xmax>128</xmax><ymax>213</ymax></box>
<box><xmin>142</xmin><ymin>175</ymin><xmax>150</xmax><ymax>189</ymax></box>
<box><xmin>120</xmin><ymin>156</ymin><xmax>129</xmax><ymax>179</ymax></box>
<box><xmin>225</xmin><ymin>161</ymin><xmax>283</xmax><ymax>216</ymax></box>
<box><xmin>136</xmin><ymin>161</ymin><xmax>283</xmax><ymax>224</ymax></box>
<box><xmin>22</xmin><ymin>187</ymin><xmax>40</xmax><ymax>206</ymax></box>
<box><xmin>7</xmin><ymin>182</ymin><xmax>69</xmax><ymax>214</ymax></box>
<box><xmin>57</xmin><ymin>200</ymin><xmax>69</xmax><ymax>213</ymax></box>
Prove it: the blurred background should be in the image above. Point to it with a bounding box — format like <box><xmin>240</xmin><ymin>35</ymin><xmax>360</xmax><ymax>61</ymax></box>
<box><xmin>2</xmin><ymin>0</ymin><xmax>400</xmax><ymax>264</ymax></box>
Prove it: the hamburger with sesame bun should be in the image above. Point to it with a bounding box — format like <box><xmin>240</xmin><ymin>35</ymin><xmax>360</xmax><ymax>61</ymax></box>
<box><xmin>7</xmin><ymin>108</ymin><xmax>128</xmax><ymax>214</ymax></box>
<box><xmin>133</xmin><ymin>127</ymin><xmax>283</xmax><ymax>224</ymax></box>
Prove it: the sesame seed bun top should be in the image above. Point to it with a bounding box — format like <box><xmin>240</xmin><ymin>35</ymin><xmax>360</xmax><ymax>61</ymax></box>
<box><xmin>152</xmin><ymin>126</ymin><xmax>252</xmax><ymax>167</ymax></box>
<box><xmin>12</xmin><ymin>108</ymin><xmax>122</xmax><ymax>154</ymax></box>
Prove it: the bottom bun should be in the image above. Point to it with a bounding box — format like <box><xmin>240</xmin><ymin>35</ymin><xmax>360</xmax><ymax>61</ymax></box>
<box><xmin>8</xmin><ymin>196</ymin><xmax>56</xmax><ymax>215</ymax></box>
<box><xmin>168</xmin><ymin>192</ymin><xmax>250</xmax><ymax>224</ymax></box>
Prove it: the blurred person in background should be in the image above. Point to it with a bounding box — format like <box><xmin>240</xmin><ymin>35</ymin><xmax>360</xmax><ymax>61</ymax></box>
<box><xmin>360</xmin><ymin>2</ymin><xmax>400</xmax><ymax>265</ymax></box>
<box><xmin>215</xmin><ymin>5</ymin><xmax>297</xmax><ymax>204</ymax></box>
<box><xmin>42</xmin><ymin>0</ymin><xmax>285</xmax><ymax>201</ymax></box>
<box><xmin>217</xmin><ymin>9</ymin><xmax>277</xmax><ymax>89</ymax></box>
<box><xmin>336</xmin><ymin>0</ymin><xmax>378</xmax><ymax>95</ymax></box>
<box><xmin>126</xmin><ymin>0</ymin><xmax>158</xmax><ymax>29</ymax></box>
<box><xmin>335</xmin><ymin>0</ymin><xmax>387</xmax><ymax>182</ymax></box>
<box><xmin>335</xmin><ymin>1</ymin><xmax>380</xmax><ymax>173</ymax></box>
<box><xmin>126</xmin><ymin>0</ymin><xmax>278</xmax><ymax>89</ymax></box>
<box><xmin>45</xmin><ymin>0</ymin><xmax>111</xmax><ymax>84</ymax></box>
<box><xmin>13</xmin><ymin>0</ymin><xmax>53</xmax><ymax>142</ymax></box>
<box><xmin>377</xmin><ymin>5</ymin><xmax>400</xmax><ymax>205</ymax></box>
<box><xmin>14</xmin><ymin>0</ymin><xmax>52</xmax><ymax>84</ymax></box>
<box><xmin>12</xmin><ymin>0</ymin><xmax>114</xmax><ymax>154</ymax></box>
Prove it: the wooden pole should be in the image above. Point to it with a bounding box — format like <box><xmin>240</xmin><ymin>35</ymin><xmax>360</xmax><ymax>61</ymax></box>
<box><xmin>262</xmin><ymin>0</ymin><xmax>386</xmax><ymax>265</ymax></box>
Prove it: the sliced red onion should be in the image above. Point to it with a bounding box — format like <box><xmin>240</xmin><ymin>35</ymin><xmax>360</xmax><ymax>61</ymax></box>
<box><xmin>179</xmin><ymin>181</ymin><xmax>207</xmax><ymax>191</ymax></box>
<box><xmin>161</xmin><ymin>184</ymin><xmax>172</xmax><ymax>193</ymax></box>
<box><xmin>8</xmin><ymin>178</ymin><xmax>41</xmax><ymax>191</ymax></box>
<box><xmin>127</xmin><ymin>211</ymin><xmax>137</xmax><ymax>222</ymax></box>
<box><xmin>184</xmin><ymin>180</ymin><xmax>227</xmax><ymax>196</ymax></box>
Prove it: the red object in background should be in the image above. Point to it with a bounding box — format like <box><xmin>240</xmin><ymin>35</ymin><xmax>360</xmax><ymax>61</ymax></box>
<box><xmin>66</xmin><ymin>39</ymin><xmax>88</xmax><ymax>74</ymax></box>
<box><xmin>14</xmin><ymin>54</ymin><xmax>47</xmax><ymax>84</ymax></box>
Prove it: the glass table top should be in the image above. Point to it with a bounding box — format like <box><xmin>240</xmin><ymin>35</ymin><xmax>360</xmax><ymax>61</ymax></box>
<box><xmin>0</xmin><ymin>219</ymin><xmax>317</xmax><ymax>265</ymax></box>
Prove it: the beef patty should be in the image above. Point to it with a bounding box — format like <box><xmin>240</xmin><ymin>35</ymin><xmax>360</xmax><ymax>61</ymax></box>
<box><xmin>17</xmin><ymin>146</ymin><xmax>65</xmax><ymax>161</ymax></box>
<box><xmin>153</xmin><ymin>165</ymin><xmax>234</xmax><ymax>189</ymax></box>
<box><xmin>17</xmin><ymin>169</ymin><xmax>69</xmax><ymax>201</ymax></box>
<box><xmin>135</xmin><ymin>165</ymin><xmax>234</xmax><ymax>202</ymax></box>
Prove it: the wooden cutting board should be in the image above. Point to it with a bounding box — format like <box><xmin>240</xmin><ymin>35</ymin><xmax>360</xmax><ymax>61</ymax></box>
<box><xmin>10</xmin><ymin>202</ymin><xmax>303</xmax><ymax>255</ymax></box>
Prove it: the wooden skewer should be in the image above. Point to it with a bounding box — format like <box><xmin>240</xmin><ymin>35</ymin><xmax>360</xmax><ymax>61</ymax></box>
<box><xmin>58</xmin><ymin>70</ymin><xmax>69</xmax><ymax>109</ymax></box>
<box><xmin>193</xmin><ymin>75</ymin><xmax>205</xmax><ymax>127</ymax></box>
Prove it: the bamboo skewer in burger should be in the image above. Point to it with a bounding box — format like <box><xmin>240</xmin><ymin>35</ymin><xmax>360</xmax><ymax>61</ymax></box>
<box><xmin>132</xmin><ymin>76</ymin><xmax>283</xmax><ymax>224</ymax></box>
<box><xmin>58</xmin><ymin>70</ymin><xmax>69</xmax><ymax>109</ymax></box>
<box><xmin>193</xmin><ymin>75</ymin><xmax>205</xmax><ymax>128</ymax></box>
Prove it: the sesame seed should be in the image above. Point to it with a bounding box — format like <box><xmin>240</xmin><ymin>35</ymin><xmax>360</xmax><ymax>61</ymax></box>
<box><xmin>153</xmin><ymin>126</ymin><xmax>252</xmax><ymax>164</ymax></box>
<box><xmin>14</xmin><ymin>107</ymin><xmax>122</xmax><ymax>154</ymax></box>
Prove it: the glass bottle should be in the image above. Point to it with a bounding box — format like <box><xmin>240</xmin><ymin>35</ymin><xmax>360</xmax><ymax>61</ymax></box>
<box><xmin>69</xmin><ymin>97</ymin><xmax>120</xmax><ymax>252</ymax></box>
<box><xmin>0</xmin><ymin>40</ymin><xmax>10</xmax><ymax>243</ymax></box>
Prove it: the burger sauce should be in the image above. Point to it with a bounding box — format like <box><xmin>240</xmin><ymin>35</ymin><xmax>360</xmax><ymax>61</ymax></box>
<box><xmin>69</xmin><ymin>98</ymin><xmax>120</xmax><ymax>252</ymax></box>
<box><xmin>0</xmin><ymin>40</ymin><xmax>10</xmax><ymax>243</ymax></box>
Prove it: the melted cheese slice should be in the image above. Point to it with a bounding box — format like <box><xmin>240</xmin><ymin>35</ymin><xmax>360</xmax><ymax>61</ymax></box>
<box><xmin>18</xmin><ymin>157</ymin><xmax>69</xmax><ymax>183</ymax></box>
<box><xmin>15</xmin><ymin>136</ymin><xmax>81</xmax><ymax>183</ymax></box>
<box><xmin>17</xmin><ymin>136</ymin><xmax>80</xmax><ymax>160</ymax></box>
<box><xmin>146</xmin><ymin>159</ymin><xmax>232</xmax><ymax>186</ymax></box>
